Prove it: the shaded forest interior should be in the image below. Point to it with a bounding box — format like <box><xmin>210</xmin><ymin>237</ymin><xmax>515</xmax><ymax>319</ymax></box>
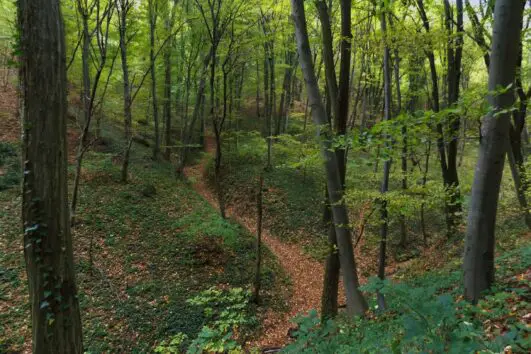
<box><xmin>1</xmin><ymin>0</ymin><xmax>530</xmax><ymax>353</ymax></box>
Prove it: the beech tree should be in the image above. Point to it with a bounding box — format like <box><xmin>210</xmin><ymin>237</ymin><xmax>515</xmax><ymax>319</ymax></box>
<box><xmin>71</xmin><ymin>0</ymin><xmax>115</xmax><ymax>222</ymax></box>
<box><xmin>464</xmin><ymin>0</ymin><xmax>525</xmax><ymax>303</ymax></box>
<box><xmin>18</xmin><ymin>0</ymin><xmax>83</xmax><ymax>351</ymax></box>
<box><xmin>291</xmin><ymin>0</ymin><xmax>368</xmax><ymax>317</ymax></box>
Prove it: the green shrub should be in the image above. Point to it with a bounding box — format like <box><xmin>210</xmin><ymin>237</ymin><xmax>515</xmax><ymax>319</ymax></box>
<box><xmin>158</xmin><ymin>287</ymin><xmax>255</xmax><ymax>354</ymax></box>
<box><xmin>285</xmin><ymin>247</ymin><xmax>531</xmax><ymax>353</ymax></box>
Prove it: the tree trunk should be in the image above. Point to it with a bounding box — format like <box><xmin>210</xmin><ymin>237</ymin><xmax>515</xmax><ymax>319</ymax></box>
<box><xmin>256</xmin><ymin>58</ymin><xmax>261</xmax><ymax>118</ymax></box>
<box><xmin>442</xmin><ymin>0</ymin><xmax>464</xmax><ymax>234</ymax></box>
<box><xmin>321</xmin><ymin>0</ymin><xmax>352</xmax><ymax>320</ymax></box>
<box><xmin>71</xmin><ymin>2</ymin><xmax>113</xmax><ymax>222</ymax></box>
<box><xmin>118</xmin><ymin>1</ymin><xmax>133</xmax><ymax>183</ymax></box>
<box><xmin>177</xmin><ymin>48</ymin><xmax>212</xmax><ymax>175</ymax></box>
<box><xmin>163</xmin><ymin>5</ymin><xmax>176</xmax><ymax>161</ymax></box>
<box><xmin>417</xmin><ymin>0</ymin><xmax>462</xmax><ymax>236</ymax></box>
<box><xmin>377</xmin><ymin>7</ymin><xmax>392</xmax><ymax>311</ymax></box>
<box><xmin>464</xmin><ymin>0</ymin><xmax>524</xmax><ymax>304</ymax></box>
<box><xmin>291</xmin><ymin>0</ymin><xmax>368</xmax><ymax>317</ymax></box>
<box><xmin>19</xmin><ymin>0</ymin><xmax>83</xmax><ymax>351</ymax></box>
<box><xmin>149</xmin><ymin>0</ymin><xmax>160</xmax><ymax>160</ymax></box>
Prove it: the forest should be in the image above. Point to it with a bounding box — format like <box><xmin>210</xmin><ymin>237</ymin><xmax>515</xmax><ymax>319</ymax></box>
<box><xmin>0</xmin><ymin>0</ymin><xmax>530</xmax><ymax>352</ymax></box>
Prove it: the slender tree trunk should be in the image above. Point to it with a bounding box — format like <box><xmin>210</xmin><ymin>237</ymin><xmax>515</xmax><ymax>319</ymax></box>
<box><xmin>291</xmin><ymin>0</ymin><xmax>368</xmax><ymax>317</ymax></box>
<box><xmin>464</xmin><ymin>0</ymin><xmax>524</xmax><ymax>303</ymax></box>
<box><xmin>321</xmin><ymin>0</ymin><xmax>352</xmax><ymax>320</ymax></box>
<box><xmin>268</xmin><ymin>37</ymin><xmax>276</xmax><ymax>167</ymax></box>
<box><xmin>177</xmin><ymin>48</ymin><xmax>212</xmax><ymax>175</ymax></box>
<box><xmin>163</xmin><ymin>5</ymin><xmax>176</xmax><ymax>161</ymax></box>
<box><xmin>19</xmin><ymin>0</ymin><xmax>83</xmax><ymax>351</ymax></box>
<box><xmin>118</xmin><ymin>2</ymin><xmax>133</xmax><ymax>183</ymax></box>
<box><xmin>256</xmin><ymin>58</ymin><xmax>261</xmax><ymax>118</ymax></box>
<box><xmin>442</xmin><ymin>0</ymin><xmax>464</xmax><ymax>234</ymax></box>
<box><xmin>149</xmin><ymin>0</ymin><xmax>160</xmax><ymax>160</ymax></box>
<box><xmin>508</xmin><ymin>45</ymin><xmax>531</xmax><ymax>229</ymax></box>
<box><xmin>72</xmin><ymin>3</ymin><xmax>113</xmax><ymax>222</ymax></box>
<box><xmin>377</xmin><ymin>7</ymin><xmax>392</xmax><ymax>311</ymax></box>
<box><xmin>417</xmin><ymin>0</ymin><xmax>462</xmax><ymax>236</ymax></box>
<box><xmin>388</xmin><ymin>15</ymin><xmax>407</xmax><ymax>247</ymax></box>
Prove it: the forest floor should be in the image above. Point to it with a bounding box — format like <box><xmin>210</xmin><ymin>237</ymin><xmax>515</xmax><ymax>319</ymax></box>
<box><xmin>0</xmin><ymin>83</ymin><xmax>291</xmax><ymax>352</ymax></box>
<box><xmin>184</xmin><ymin>135</ymin><xmax>343</xmax><ymax>348</ymax></box>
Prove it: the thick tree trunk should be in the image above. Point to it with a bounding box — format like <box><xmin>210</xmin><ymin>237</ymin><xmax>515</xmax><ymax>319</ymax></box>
<box><xmin>291</xmin><ymin>0</ymin><xmax>368</xmax><ymax>317</ymax></box>
<box><xmin>464</xmin><ymin>0</ymin><xmax>524</xmax><ymax>303</ymax></box>
<box><xmin>19</xmin><ymin>0</ymin><xmax>83</xmax><ymax>351</ymax></box>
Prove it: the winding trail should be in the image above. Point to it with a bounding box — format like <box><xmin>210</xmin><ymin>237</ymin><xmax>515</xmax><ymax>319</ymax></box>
<box><xmin>183</xmin><ymin>136</ymin><xmax>326</xmax><ymax>347</ymax></box>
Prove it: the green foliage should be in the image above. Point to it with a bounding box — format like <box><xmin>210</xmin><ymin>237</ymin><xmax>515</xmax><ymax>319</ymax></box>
<box><xmin>285</xmin><ymin>246</ymin><xmax>531</xmax><ymax>354</ymax></box>
<box><xmin>159</xmin><ymin>287</ymin><xmax>256</xmax><ymax>354</ymax></box>
<box><xmin>155</xmin><ymin>333</ymin><xmax>188</xmax><ymax>354</ymax></box>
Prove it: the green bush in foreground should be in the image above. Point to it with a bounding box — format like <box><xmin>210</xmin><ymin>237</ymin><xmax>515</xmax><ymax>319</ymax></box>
<box><xmin>285</xmin><ymin>247</ymin><xmax>530</xmax><ymax>354</ymax></box>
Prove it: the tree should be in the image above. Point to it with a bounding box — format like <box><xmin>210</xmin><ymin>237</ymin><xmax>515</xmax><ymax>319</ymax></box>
<box><xmin>463</xmin><ymin>0</ymin><xmax>525</xmax><ymax>304</ymax></box>
<box><xmin>416</xmin><ymin>0</ymin><xmax>463</xmax><ymax>236</ymax></box>
<box><xmin>163</xmin><ymin>0</ymin><xmax>178</xmax><ymax>161</ymax></box>
<box><xmin>18</xmin><ymin>0</ymin><xmax>83</xmax><ymax>351</ymax></box>
<box><xmin>194</xmin><ymin>0</ymin><xmax>246</xmax><ymax>217</ymax></box>
<box><xmin>116</xmin><ymin>0</ymin><xmax>135</xmax><ymax>183</ymax></box>
<box><xmin>71</xmin><ymin>0</ymin><xmax>115</xmax><ymax>222</ymax></box>
<box><xmin>318</xmin><ymin>0</ymin><xmax>355</xmax><ymax>320</ymax></box>
<box><xmin>149</xmin><ymin>0</ymin><xmax>161</xmax><ymax>159</ymax></box>
<box><xmin>377</xmin><ymin>0</ymin><xmax>392</xmax><ymax>311</ymax></box>
<box><xmin>291</xmin><ymin>0</ymin><xmax>368</xmax><ymax>317</ymax></box>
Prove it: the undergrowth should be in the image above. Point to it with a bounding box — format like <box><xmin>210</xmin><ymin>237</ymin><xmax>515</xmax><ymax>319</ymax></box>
<box><xmin>0</xmin><ymin>136</ymin><xmax>289</xmax><ymax>352</ymax></box>
<box><xmin>285</xmin><ymin>245</ymin><xmax>531</xmax><ymax>353</ymax></box>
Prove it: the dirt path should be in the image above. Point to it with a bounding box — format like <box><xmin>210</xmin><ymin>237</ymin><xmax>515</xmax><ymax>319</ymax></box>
<box><xmin>183</xmin><ymin>136</ymin><xmax>326</xmax><ymax>348</ymax></box>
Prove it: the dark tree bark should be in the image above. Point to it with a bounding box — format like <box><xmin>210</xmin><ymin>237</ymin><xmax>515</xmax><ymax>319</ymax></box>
<box><xmin>291</xmin><ymin>0</ymin><xmax>368</xmax><ymax>317</ymax></box>
<box><xmin>464</xmin><ymin>0</ymin><xmax>524</xmax><ymax>304</ymax></box>
<box><xmin>19</xmin><ymin>0</ymin><xmax>83</xmax><ymax>351</ymax></box>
